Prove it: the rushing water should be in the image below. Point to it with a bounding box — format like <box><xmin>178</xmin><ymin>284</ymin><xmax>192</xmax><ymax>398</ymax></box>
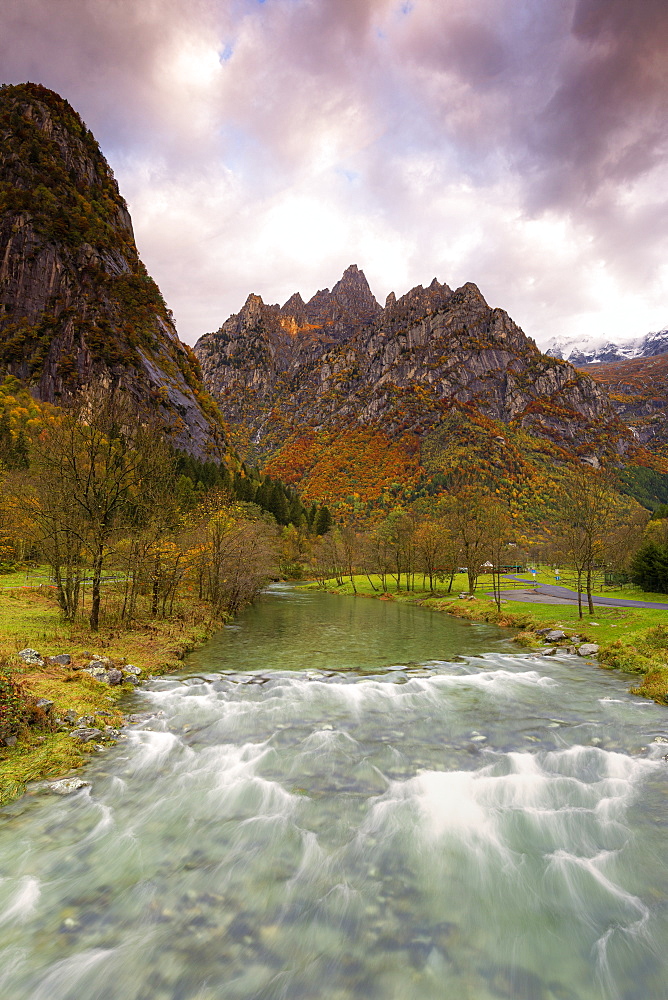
<box><xmin>1</xmin><ymin>586</ymin><xmax>667</xmax><ymax>1000</ymax></box>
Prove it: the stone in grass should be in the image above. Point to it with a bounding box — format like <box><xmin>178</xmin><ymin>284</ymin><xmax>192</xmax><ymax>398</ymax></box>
<box><xmin>543</xmin><ymin>630</ymin><xmax>566</xmax><ymax>642</ymax></box>
<box><xmin>35</xmin><ymin>698</ymin><xmax>55</xmax><ymax>714</ymax></box>
<box><xmin>17</xmin><ymin>648</ymin><xmax>44</xmax><ymax>666</ymax></box>
<box><xmin>124</xmin><ymin>664</ymin><xmax>141</xmax><ymax>676</ymax></box>
<box><xmin>577</xmin><ymin>643</ymin><xmax>599</xmax><ymax>656</ymax></box>
<box><xmin>70</xmin><ymin>728</ymin><xmax>104</xmax><ymax>743</ymax></box>
<box><xmin>43</xmin><ymin>778</ymin><xmax>91</xmax><ymax>796</ymax></box>
<box><xmin>49</xmin><ymin>654</ymin><xmax>72</xmax><ymax>666</ymax></box>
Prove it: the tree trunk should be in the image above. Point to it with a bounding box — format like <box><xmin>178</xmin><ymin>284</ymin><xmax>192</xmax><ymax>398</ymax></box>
<box><xmin>89</xmin><ymin>549</ymin><xmax>103</xmax><ymax>631</ymax></box>
<box><xmin>586</xmin><ymin>565</ymin><xmax>595</xmax><ymax>615</ymax></box>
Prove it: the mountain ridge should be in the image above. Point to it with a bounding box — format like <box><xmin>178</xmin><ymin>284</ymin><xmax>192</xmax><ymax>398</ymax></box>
<box><xmin>195</xmin><ymin>269</ymin><xmax>634</xmax><ymax>482</ymax></box>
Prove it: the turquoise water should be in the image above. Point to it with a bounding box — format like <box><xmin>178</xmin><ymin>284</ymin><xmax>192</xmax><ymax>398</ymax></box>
<box><xmin>1</xmin><ymin>585</ymin><xmax>667</xmax><ymax>999</ymax></box>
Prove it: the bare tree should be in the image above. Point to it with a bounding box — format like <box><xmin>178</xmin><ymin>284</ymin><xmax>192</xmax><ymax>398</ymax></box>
<box><xmin>555</xmin><ymin>466</ymin><xmax>616</xmax><ymax>617</ymax></box>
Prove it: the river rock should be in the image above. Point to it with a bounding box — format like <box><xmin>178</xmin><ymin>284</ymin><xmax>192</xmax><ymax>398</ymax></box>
<box><xmin>577</xmin><ymin>643</ymin><xmax>599</xmax><ymax>656</ymax></box>
<box><xmin>43</xmin><ymin>778</ymin><xmax>91</xmax><ymax>795</ymax></box>
<box><xmin>17</xmin><ymin>647</ymin><xmax>44</xmax><ymax>666</ymax></box>
<box><xmin>543</xmin><ymin>630</ymin><xmax>566</xmax><ymax>642</ymax></box>
<box><xmin>70</xmin><ymin>727</ymin><xmax>104</xmax><ymax>743</ymax></box>
<box><xmin>541</xmin><ymin>647</ymin><xmax>557</xmax><ymax>656</ymax></box>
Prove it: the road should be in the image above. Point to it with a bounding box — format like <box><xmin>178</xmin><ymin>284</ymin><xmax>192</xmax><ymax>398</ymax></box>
<box><xmin>495</xmin><ymin>577</ymin><xmax>668</xmax><ymax>610</ymax></box>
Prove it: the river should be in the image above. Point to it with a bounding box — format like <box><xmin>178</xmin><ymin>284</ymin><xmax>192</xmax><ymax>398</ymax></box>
<box><xmin>1</xmin><ymin>585</ymin><xmax>667</xmax><ymax>1000</ymax></box>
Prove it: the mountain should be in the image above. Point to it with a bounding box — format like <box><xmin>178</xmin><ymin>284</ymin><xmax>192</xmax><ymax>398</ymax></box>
<box><xmin>546</xmin><ymin>327</ymin><xmax>668</xmax><ymax>365</ymax></box>
<box><xmin>578</xmin><ymin>353</ymin><xmax>668</xmax><ymax>458</ymax></box>
<box><xmin>195</xmin><ymin>272</ymin><xmax>634</xmax><ymax>503</ymax></box>
<box><xmin>0</xmin><ymin>83</ymin><xmax>226</xmax><ymax>459</ymax></box>
<box><xmin>195</xmin><ymin>264</ymin><xmax>390</xmax><ymax>433</ymax></box>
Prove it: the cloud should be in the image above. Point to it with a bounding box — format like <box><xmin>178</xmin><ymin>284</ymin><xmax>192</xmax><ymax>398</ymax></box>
<box><xmin>1</xmin><ymin>0</ymin><xmax>667</xmax><ymax>347</ymax></box>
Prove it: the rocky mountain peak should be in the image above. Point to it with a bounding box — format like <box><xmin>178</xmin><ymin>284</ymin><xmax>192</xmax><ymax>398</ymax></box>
<box><xmin>329</xmin><ymin>264</ymin><xmax>381</xmax><ymax>317</ymax></box>
<box><xmin>0</xmin><ymin>83</ymin><xmax>226</xmax><ymax>459</ymax></box>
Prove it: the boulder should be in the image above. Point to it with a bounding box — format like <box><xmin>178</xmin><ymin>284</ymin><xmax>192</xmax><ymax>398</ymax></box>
<box><xmin>577</xmin><ymin>643</ymin><xmax>599</xmax><ymax>656</ymax></box>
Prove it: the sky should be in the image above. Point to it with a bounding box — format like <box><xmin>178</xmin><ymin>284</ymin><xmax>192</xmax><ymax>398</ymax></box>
<box><xmin>2</xmin><ymin>0</ymin><xmax>668</xmax><ymax>349</ymax></box>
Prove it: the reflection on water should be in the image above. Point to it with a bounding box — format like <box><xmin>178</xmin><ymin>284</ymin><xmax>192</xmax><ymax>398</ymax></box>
<box><xmin>1</xmin><ymin>585</ymin><xmax>667</xmax><ymax>1000</ymax></box>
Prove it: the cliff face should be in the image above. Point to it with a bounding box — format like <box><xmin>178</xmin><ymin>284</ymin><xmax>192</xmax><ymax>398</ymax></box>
<box><xmin>195</xmin><ymin>271</ymin><xmax>629</xmax><ymax>461</ymax></box>
<box><xmin>0</xmin><ymin>83</ymin><xmax>226</xmax><ymax>459</ymax></box>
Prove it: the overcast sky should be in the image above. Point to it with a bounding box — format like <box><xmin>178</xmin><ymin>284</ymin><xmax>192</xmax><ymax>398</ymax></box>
<box><xmin>3</xmin><ymin>0</ymin><xmax>668</xmax><ymax>348</ymax></box>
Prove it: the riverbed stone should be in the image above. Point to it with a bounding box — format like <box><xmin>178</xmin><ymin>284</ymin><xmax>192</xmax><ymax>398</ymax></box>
<box><xmin>577</xmin><ymin>643</ymin><xmax>599</xmax><ymax>656</ymax></box>
<box><xmin>44</xmin><ymin>778</ymin><xmax>91</xmax><ymax>795</ymax></box>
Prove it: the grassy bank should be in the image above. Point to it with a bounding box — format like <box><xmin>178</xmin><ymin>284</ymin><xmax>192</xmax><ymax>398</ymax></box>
<box><xmin>0</xmin><ymin>579</ymin><xmax>224</xmax><ymax>805</ymax></box>
<box><xmin>306</xmin><ymin>573</ymin><xmax>668</xmax><ymax>706</ymax></box>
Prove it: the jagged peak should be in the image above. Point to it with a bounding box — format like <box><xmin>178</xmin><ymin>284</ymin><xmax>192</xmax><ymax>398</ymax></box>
<box><xmin>281</xmin><ymin>291</ymin><xmax>305</xmax><ymax>314</ymax></box>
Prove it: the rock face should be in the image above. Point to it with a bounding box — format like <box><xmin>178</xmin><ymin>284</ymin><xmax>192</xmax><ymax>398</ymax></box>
<box><xmin>195</xmin><ymin>271</ymin><xmax>629</xmax><ymax>459</ymax></box>
<box><xmin>0</xmin><ymin>83</ymin><xmax>226</xmax><ymax>460</ymax></box>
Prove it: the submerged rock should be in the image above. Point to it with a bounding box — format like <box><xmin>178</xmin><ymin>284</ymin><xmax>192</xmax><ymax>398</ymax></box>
<box><xmin>42</xmin><ymin>778</ymin><xmax>91</xmax><ymax>795</ymax></box>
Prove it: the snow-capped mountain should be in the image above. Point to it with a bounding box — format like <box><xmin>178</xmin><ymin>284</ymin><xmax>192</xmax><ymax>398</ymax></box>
<box><xmin>545</xmin><ymin>327</ymin><xmax>668</xmax><ymax>365</ymax></box>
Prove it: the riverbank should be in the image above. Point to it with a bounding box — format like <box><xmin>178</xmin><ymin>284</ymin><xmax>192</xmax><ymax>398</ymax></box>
<box><xmin>304</xmin><ymin>576</ymin><xmax>668</xmax><ymax>706</ymax></box>
<box><xmin>0</xmin><ymin>583</ymin><xmax>225</xmax><ymax>805</ymax></box>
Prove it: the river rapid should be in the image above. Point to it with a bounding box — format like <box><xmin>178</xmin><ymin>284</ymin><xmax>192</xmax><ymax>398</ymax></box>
<box><xmin>1</xmin><ymin>585</ymin><xmax>667</xmax><ymax>1000</ymax></box>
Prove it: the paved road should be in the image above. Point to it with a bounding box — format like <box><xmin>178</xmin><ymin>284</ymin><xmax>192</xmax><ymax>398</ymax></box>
<box><xmin>497</xmin><ymin>577</ymin><xmax>668</xmax><ymax>610</ymax></box>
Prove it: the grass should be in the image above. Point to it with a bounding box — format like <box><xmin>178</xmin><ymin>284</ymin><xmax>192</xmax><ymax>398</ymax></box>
<box><xmin>0</xmin><ymin>581</ymin><xmax>224</xmax><ymax>806</ymax></box>
<box><xmin>306</xmin><ymin>572</ymin><xmax>668</xmax><ymax>706</ymax></box>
